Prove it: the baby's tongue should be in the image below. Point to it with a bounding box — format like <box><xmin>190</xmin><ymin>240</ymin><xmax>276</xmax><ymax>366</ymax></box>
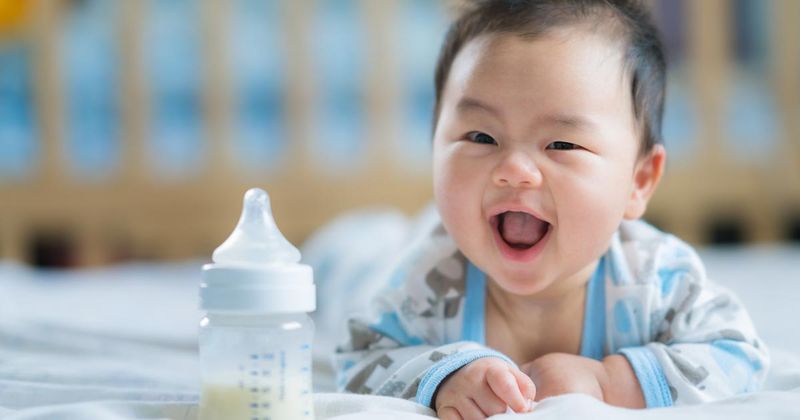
<box><xmin>501</xmin><ymin>212</ymin><xmax>548</xmax><ymax>248</ymax></box>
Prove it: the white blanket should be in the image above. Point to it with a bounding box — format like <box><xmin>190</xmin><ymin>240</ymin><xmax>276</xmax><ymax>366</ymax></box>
<box><xmin>2</xmin><ymin>374</ymin><xmax>800</xmax><ymax>420</ymax></box>
<box><xmin>1</xmin><ymin>209</ymin><xmax>799</xmax><ymax>419</ymax></box>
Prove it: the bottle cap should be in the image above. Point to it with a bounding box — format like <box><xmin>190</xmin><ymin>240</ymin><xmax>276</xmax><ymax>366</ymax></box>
<box><xmin>200</xmin><ymin>188</ymin><xmax>315</xmax><ymax>313</ymax></box>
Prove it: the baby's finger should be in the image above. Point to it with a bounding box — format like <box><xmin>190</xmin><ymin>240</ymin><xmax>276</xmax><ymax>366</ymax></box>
<box><xmin>437</xmin><ymin>406</ymin><xmax>463</xmax><ymax>420</ymax></box>
<box><xmin>461</xmin><ymin>398</ymin><xmax>488</xmax><ymax>420</ymax></box>
<box><xmin>510</xmin><ymin>367</ymin><xmax>537</xmax><ymax>403</ymax></box>
<box><xmin>486</xmin><ymin>367</ymin><xmax>528</xmax><ymax>413</ymax></box>
<box><xmin>473</xmin><ymin>388</ymin><xmax>509</xmax><ymax>417</ymax></box>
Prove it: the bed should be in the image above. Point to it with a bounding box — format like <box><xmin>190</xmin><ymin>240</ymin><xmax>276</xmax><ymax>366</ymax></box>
<box><xmin>1</xmin><ymin>207</ymin><xmax>799</xmax><ymax>419</ymax></box>
<box><xmin>1</xmin><ymin>0</ymin><xmax>799</xmax><ymax>417</ymax></box>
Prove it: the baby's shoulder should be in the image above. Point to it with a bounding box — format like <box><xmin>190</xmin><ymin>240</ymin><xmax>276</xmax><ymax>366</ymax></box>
<box><xmin>376</xmin><ymin>217</ymin><xmax>466</xmax><ymax>312</ymax></box>
<box><xmin>612</xmin><ymin>219</ymin><xmax>707</xmax><ymax>290</ymax></box>
<box><xmin>369</xmin><ymin>220</ymin><xmax>466</xmax><ymax>343</ymax></box>
<box><xmin>398</xmin><ymin>223</ymin><xmax>466</xmax><ymax>299</ymax></box>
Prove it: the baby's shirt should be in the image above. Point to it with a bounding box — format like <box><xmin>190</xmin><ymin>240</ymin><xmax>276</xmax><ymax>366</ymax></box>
<box><xmin>334</xmin><ymin>218</ymin><xmax>769</xmax><ymax>408</ymax></box>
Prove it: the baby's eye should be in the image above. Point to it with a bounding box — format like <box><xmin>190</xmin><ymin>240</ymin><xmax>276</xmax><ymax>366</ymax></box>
<box><xmin>465</xmin><ymin>131</ymin><xmax>497</xmax><ymax>145</ymax></box>
<box><xmin>546</xmin><ymin>141</ymin><xmax>579</xmax><ymax>151</ymax></box>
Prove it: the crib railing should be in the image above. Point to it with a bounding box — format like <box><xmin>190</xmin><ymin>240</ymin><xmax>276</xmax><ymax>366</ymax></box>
<box><xmin>0</xmin><ymin>0</ymin><xmax>798</xmax><ymax>267</ymax></box>
<box><xmin>646</xmin><ymin>0</ymin><xmax>800</xmax><ymax>244</ymax></box>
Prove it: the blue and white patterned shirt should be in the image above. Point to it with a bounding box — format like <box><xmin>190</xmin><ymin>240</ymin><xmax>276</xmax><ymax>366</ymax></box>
<box><xmin>334</xmin><ymin>217</ymin><xmax>769</xmax><ymax>408</ymax></box>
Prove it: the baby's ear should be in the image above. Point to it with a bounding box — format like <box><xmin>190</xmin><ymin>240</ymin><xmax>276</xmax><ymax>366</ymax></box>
<box><xmin>624</xmin><ymin>144</ymin><xmax>666</xmax><ymax>220</ymax></box>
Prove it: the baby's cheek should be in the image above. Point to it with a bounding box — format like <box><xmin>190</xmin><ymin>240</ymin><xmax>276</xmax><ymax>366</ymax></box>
<box><xmin>560</xmin><ymin>183</ymin><xmax>622</xmax><ymax>257</ymax></box>
<box><xmin>435</xmin><ymin>179</ymin><xmax>462</xmax><ymax>217</ymax></box>
<box><xmin>434</xmin><ymin>163</ymin><xmax>461</xmax><ymax>203</ymax></box>
<box><xmin>436</xmin><ymin>169</ymin><xmax>477</xmax><ymax>221</ymax></box>
<box><xmin>435</xmin><ymin>189</ymin><xmax>468</xmax><ymax>237</ymax></box>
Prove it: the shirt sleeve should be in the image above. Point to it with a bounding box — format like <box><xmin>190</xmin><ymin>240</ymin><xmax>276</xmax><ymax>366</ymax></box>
<box><xmin>334</xmin><ymin>311</ymin><xmax>512</xmax><ymax>407</ymax></box>
<box><xmin>334</xmin><ymin>233</ymin><xmax>515</xmax><ymax>408</ymax></box>
<box><xmin>612</xmin><ymin>230</ymin><xmax>769</xmax><ymax>407</ymax></box>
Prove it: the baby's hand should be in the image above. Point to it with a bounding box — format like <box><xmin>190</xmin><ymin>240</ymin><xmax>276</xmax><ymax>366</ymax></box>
<box><xmin>520</xmin><ymin>353</ymin><xmax>645</xmax><ymax>408</ymax></box>
<box><xmin>520</xmin><ymin>353</ymin><xmax>605</xmax><ymax>402</ymax></box>
<box><xmin>435</xmin><ymin>357</ymin><xmax>535</xmax><ymax>419</ymax></box>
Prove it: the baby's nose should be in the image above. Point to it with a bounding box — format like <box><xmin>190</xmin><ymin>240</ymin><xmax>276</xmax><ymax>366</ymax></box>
<box><xmin>492</xmin><ymin>152</ymin><xmax>542</xmax><ymax>188</ymax></box>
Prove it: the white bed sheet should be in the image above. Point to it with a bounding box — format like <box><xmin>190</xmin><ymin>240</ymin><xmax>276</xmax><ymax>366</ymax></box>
<box><xmin>0</xmin><ymin>209</ymin><xmax>799</xmax><ymax>419</ymax></box>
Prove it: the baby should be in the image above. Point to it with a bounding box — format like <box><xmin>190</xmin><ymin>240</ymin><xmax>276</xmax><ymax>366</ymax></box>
<box><xmin>335</xmin><ymin>0</ymin><xmax>768</xmax><ymax>418</ymax></box>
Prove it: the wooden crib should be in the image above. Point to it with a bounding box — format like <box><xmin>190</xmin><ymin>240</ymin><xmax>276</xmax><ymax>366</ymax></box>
<box><xmin>0</xmin><ymin>0</ymin><xmax>798</xmax><ymax>267</ymax></box>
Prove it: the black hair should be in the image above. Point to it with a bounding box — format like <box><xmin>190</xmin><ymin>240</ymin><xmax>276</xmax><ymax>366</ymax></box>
<box><xmin>432</xmin><ymin>0</ymin><xmax>666</xmax><ymax>155</ymax></box>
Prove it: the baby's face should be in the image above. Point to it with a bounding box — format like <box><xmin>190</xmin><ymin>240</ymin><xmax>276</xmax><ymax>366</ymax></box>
<box><xmin>433</xmin><ymin>30</ymin><xmax>648</xmax><ymax>296</ymax></box>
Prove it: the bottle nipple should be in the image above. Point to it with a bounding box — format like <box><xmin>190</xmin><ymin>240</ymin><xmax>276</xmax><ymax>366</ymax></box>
<box><xmin>212</xmin><ymin>188</ymin><xmax>301</xmax><ymax>266</ymax></box>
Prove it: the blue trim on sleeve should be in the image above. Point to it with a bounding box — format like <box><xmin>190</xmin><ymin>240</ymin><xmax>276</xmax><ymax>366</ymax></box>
<box><xmin>580</xmin><ymin>256</ymin><xmax>606</xmax><ymax>361</ymax></box>
<box><xmin>416</xmin><ymin>349</ymin><xmax>514</xmax><ymax>408</ymax></box>
<box><xmin>619</xmin><ymin>346</ymin><xmax>674</xmax><ymax>408</ymax></box>
<box><xmin>462</xmin><ymin>261</ymin><xmax>486</xmax><ymax>344</ymax></box>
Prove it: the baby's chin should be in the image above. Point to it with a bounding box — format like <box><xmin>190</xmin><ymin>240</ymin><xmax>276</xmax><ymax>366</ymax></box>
<box><xmin>486</xmin><ymin>266</ymin><xmax>556</xmax><ymax>297</ymax></box>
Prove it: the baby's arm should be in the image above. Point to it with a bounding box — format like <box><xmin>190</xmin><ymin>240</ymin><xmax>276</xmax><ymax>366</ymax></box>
<box><xmin>335</xmin><ymin>309</ymin><xmax>533</xmax><ymax>412</ymax></box>
<box><xmin>335</xmin><ymin>311</ymin><xmax>483</xmax><ymax>399</ymax></box>
<box><xmin>612</xmin><ymin>237</ymin><xmax>769</xmax><ymax>407</ymax></box>
<box><xmin>334</xmin><ymin>283</ymin><xmax>522</xmax><ymax>409</ymax></box>
<box><xmin>336</xmin><ymin>278</ymin><xmax>540</xmax><ymax>417</ymax></box>
<box><xmin>617</xmin><ymin>282</ymin><xmax>769</xmax><ymax>406</ymax></box>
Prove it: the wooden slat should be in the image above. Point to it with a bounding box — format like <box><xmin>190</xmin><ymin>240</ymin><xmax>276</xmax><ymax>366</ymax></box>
<box><xmin>30</xmin><ymin>0</ymin><xmax>65</xmax><ymax>186</ymax></box>
<box><xmin>284</xmin><ymin>0</ymin><xmax>315</xmax><ymax>174</ymax></box>
<box><xmin>118</xmin><ymin>0</ymin><xmax>147</xmax><ymax>185</ymax></box>
<box><xmin>200</xmin><ymin>0</ymin><xmax>234</xmax><ymax>182</ymax></box>
<box><xmin>362</xmin><ymin>0</ymin><xmax>397</xmax><ymax>171</ymax></box>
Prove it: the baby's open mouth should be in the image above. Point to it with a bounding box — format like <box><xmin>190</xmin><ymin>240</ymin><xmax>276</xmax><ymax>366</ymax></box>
<box><xmin>495</xmin><ymin>211</ymin><xmax>550</xmax><ymax>249</ymax></box>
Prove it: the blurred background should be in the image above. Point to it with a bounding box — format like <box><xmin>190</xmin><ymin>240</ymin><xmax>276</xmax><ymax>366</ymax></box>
<box><xmin>0</xmin><ymin>0</ymin><xmax>798</xmax><ymax>268</ymax></box>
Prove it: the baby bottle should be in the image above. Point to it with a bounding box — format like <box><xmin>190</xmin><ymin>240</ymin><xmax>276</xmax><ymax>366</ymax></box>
<box><xmin>198</xmin><ymin>188</ymin><xmax>316</xmax><ymax>420</ymax></box>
